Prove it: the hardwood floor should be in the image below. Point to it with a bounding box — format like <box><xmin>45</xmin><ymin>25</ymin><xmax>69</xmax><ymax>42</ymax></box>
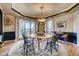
<box><xmin>0</xmin><ymin>40</ymin><xmax>15</xmax><ymax>55</ymax></box>
<box><xmin>59</xmin><ymin>41</ymin><xmax>78</xmax><ymax>56</ymax></box>
<box><xmin>0</xmin><ymin>40</ymin><xmax>79</xmax><ymax>56</ymax></box>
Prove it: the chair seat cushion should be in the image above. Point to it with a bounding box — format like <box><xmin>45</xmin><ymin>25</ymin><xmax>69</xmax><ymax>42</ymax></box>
<box><xmin>47</xmin><ymin>41</ymin><xmax>55</xmax><ymax>46</ymax></box>
<box><xmin>24</xmin><ymin>40</ymin><xmax>33</xmax><ymax>46</ymax></box>
<box><xmin>26</xmin><ymin>40</ymin><xmax>32</xmax><ymax>43</ymax></box>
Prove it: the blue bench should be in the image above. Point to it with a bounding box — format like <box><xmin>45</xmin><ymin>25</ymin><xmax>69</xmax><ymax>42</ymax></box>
<box><xmin>2</xmin><ymin>32</ymin><xmax>15</xmax><ymax>41</ymax></box>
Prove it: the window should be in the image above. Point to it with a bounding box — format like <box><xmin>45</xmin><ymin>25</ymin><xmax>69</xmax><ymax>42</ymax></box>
<box><xmin>25</xmin><ymin>20</ymin><xmax>30</xmax><ymax>35</ymax></box>
<box><xmin>45</xmin><ymin>18</ymin><xmax>53</xmax><ymax>34</ymax></box>
<box><xmin>18</xmin><ymin>18</ymin><xmax>36</xmax><ymax>39</ymax></box>
<box><xmin>19</xmin><ymin>19</ymin><xmax>25</xmax><ymax>38</ymax></box>
<box><xmin>30</xmin><ymin>20</ymin><xmax>36</xmax><ymax>34</ymax></box>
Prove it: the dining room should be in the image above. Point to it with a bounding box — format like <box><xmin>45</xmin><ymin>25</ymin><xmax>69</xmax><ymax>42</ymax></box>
<box><xmin>0</xmin><ymin>3</ymin><xmax>79</xmax><ymax>56</ymax></box>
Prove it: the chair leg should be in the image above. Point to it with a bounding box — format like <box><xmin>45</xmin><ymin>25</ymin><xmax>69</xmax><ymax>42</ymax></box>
<box><xmin>55</xmin><ymin>46</ymin><xmax>58</xmax><ymax>52</ymax></box>
<box><xmin>25</xmin><ymin>47</ymin><xmax>28</xmax><ymax>55</ymax></box>
<box><xmin>45</xmin><ymin>44</ymin><xmax>48</xmax><ymax>50</ymax></box>
<box><xmin>54</xmin><ymin>42</ymin><xmax>59</xmax><ymax>52</ymax></box>
<box><xmin>33</xmin><ymin>46</ymin><xmax>35</xmax><ymax>56</ymax></box>
<box><xmin>23</xmin><ymin>44</ymin><xmax>26</xmax><ymax>56</ymax></box>
<box><xmin>50</xmin><ymin>45</ymin><xmax>52</xmax><ymax>55</ymax></box>
<box><xmin>32</xmin><ymin>38</ymin><xmax>35</xmax><ymax>55</ymax></box>
<box><xmin>45</xmin><ymin>39</ymin><xmax>49</xmax><ymax>50</ymax></box>
<box><xmin>57</xmin><ymin>41</ymin><xmax>59</xmax><ymax>47</ymax></box>
<box><xmin>32</xmin><ymin>43</ymin><xmax>35</xmax><ymax>55</ymax></box>
<box><xmin>56</xmin><ymin>42</ymin><xmax>59</xmax><ymax>51</ymax></box>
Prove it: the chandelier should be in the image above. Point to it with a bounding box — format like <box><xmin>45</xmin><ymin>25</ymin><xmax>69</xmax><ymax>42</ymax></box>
<box><xmin>37</xmin><ymin>5</ymin><xmax>46</xmax><ymax>22</ymax></box>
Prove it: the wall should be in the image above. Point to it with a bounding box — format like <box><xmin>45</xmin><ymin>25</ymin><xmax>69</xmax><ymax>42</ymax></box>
<box><xmin>2</xmin><ymin>14</ymin><xmax>17</xmax><ymax>41</ymax></box>
<box><xmin>53</xmin><ymin>9</ymin><xmax>79</xmax><ymax>45</ymax></box>
<box><xmin>53</xmin><ymin>13</ymin><xmax>74</xmax><ymax>32</ymax></box>
<box><xmin>72</xmin><ymin>10</ymin><xmax>79</xmax><ymax>45</ymax></box>
<box><xmin>3</xmin><ymin>14</ymin><xmax>16</xmax><ymax>32</ymax></box>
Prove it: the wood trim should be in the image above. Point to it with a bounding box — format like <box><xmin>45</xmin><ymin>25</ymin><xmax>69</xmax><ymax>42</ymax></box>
<box><xmin>11</xmin><ymin>8</ymin><xmax>36</xmax><ymax>19</ymax></box>
<box><xmin>17</xmin><ymin>17</ymin><xmax>19</xmax><ymax>41</ymax></box>
<box><xmin>46</xmin><ymin>3</ymin><xmax>79</xmax><ymax>18</ymax></box>
<box><xmin>11</xmin><ymin>3</ymin><xmax>79</xmax><ymax>19</ymax></box>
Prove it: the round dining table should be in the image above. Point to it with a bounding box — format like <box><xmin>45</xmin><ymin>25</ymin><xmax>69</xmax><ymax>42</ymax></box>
<box><xmin>27</xmin><ymin>34</ymin><xmax>53</xmax><ymax>50</ymax></box>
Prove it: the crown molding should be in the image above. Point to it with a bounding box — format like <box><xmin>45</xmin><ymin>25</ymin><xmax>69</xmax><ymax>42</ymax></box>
<box><xmin>46</xmin><ymin>3</ymin><xmax>79</xmax><ymax>18</ymax></box>
<box><xmin>11</xmin><ymin>8</ymin><xmax>36</xmax><ymax>19</ymax></box>
<box><xmin>11</xmin><ymin>3</ymin><xmax>79</xmax><ymax>19</ymax></box>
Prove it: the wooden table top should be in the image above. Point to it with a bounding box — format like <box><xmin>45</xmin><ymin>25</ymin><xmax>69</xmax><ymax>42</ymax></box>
<box><xmin>27</xmin><ymin>34</ymin><xmax>53</xmax><ymax>39</ymax></box>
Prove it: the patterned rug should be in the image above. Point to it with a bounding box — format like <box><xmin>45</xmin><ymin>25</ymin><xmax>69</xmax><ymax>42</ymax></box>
<box><xmin>6</xmin><ymin>39</ymin><xmax>69</xmax><ymax>56</ymax></box>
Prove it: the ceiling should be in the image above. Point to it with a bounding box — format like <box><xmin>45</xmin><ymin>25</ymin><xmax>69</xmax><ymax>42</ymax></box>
<box><xmin>0</xmin><ymin>3</ymin><xmax>77</xmax><ymax>18</ymax></box>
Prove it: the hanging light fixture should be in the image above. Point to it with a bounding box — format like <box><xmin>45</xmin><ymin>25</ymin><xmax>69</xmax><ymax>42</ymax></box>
<box><xmin>37</xmin><ymin>5</ymin><xmax>46</xmax><ymax>22</ymax></box>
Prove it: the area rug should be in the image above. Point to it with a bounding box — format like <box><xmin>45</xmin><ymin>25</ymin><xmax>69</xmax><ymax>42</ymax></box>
<box><xmin>6</xmin><ymin>39</ymin><xmax>69</xmax><ymax>56</ymax></box>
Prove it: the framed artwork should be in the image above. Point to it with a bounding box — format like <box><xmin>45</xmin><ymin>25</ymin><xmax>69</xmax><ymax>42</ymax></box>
<box><xmin>56</xmin><ymin>21</ymin><xmax>66</xmax><ymax>29</ymax></box>
<box><xmin>4</xmin><ymin>16</ymin><xmax>13</xmax><ymax>26</ymax></box>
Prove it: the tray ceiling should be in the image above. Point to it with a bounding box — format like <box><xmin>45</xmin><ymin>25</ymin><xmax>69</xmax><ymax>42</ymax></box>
<box><xmin>0</xmin><ymin>3</ymin><xmax>77</xmax><ymax>18</ymax></box>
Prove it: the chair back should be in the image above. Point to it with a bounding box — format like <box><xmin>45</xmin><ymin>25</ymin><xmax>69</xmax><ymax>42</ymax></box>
<box><xmin>21</xmin><ymin>31</ymin><xmax>28</xmax><ymax>45</ymax></box>
<box><xmin>51</xmin><ymin>32</ymin><xmax>59</xmax><ymax>44</ymax></box>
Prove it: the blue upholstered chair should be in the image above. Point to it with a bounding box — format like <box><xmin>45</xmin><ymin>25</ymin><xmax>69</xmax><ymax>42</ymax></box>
<box><xmin>63</xmin><ymin>32</ymin><xmax>77</xmax><ymax>44</ymax></box>
<box><xmin>58</xmin><ymin>32</ymin><xmax>77</xmax><ymax>44</ymax></box>
<box><xmin>21</xmin><ymin>32</ymin><xmax>35</xmax><ymax>55</ymax></box>
<box><xmin>56</xmin><ymin>32</ymin><xmax>77</xmax><ymax>44</ymax></box>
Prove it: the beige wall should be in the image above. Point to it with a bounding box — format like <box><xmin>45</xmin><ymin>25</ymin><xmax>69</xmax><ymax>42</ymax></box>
<box><xmin>53</xmin><ymin>9</ymin><xmax>79</xmax><ymax>45</ymax></box>
<box><xmin>72</xmin><ymin>10</ymin><xmax>79</xmax><ymax>45</ymax></box>
<box><xmin>73</xmin><ymin>10</ymin><xmax>79</xmax><ymax>32</ymax></box>
<box><xmin>53</xmin><ymin>13</ymin><xmax>74</xmax><ymax>32</ymax></box>
<box><xmin>3</xmin><ymin>14</ymin><xmax>16</xmax><ymax>32</ymax></box>
<box><xmin>0</xmin><ymin>4</ymin><xmax>17</xmax><ymax>33</ymax></box>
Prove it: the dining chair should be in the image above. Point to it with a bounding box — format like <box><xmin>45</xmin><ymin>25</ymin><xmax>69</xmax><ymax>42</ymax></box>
<box><xmin>45</xmin><ymin>32</ymin><xmax>59</xmax><ymax>55</ymax></box>
<box><xmin>21</xmin><ymin>32</ymin><xmax>35</xmax><ymax>56</ymax></box>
